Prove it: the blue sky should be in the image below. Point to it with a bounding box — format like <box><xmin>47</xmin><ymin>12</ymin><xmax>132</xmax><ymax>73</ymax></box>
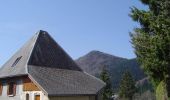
<box><xmin>0</xmin><ymin>0</ymin><xmax>146</xmax><ymax>66</ymax></box>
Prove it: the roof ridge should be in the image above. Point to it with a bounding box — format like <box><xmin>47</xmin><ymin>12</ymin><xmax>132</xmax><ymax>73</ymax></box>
<box><xmin>0</xmin><ymin>31</ymin><xmax>42</xmax><ymax>78</ymax></box>
<box><xmin>25</xmin><ymin>30</ymin><xmax>41</xmax><ymax>73</ymax></box>
<box><xmin>0</xmin><ymin>30</ymin><xmax>105</xmax><ymax>96</ymax></box>
<box><xmin>27</xmin><ymin>31</ymin><xmax>82</xmax><ymax>71</ymax></box>
<box><xmin>0</xmin><ymin>30</ymin><xmax>82</xmax><ymax>79</ymax></box>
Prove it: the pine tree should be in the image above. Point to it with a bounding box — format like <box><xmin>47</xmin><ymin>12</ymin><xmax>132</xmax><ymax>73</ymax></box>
<box><xmin>130</xmin><ymin>0</ymin><xmax>170</xmax><ymax>98</ymax></box>
<box><xmin>119</xmin><ymin>71</ymin><xmax>136</xmax><ymax>100</ymax></box>
<box><xmin>100</xmin><ymin>68</ymin><xmax>113</xmax><ymax>100</ymax></box>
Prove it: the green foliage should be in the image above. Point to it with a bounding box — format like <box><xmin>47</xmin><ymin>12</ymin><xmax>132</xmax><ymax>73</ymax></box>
<box><xmin>156</xmin><ymin>81</ymin><xmax>168</xmax><ymax>100</ymax></box>
<box><xmin>130</xmin><ymin>0</ymin><xmax>170</xmax><ymax>91</ymax></box>
<box><xmin>119</xmin><ymin>71</ymin><xmax>136</xmax><ymax>99</ymax></box>
<box><xmin>100</xmin><ymin>68</ymin><xmax>113</xmax><ymax>100</ymax></box>
<box><xmin>76</xmin><ymin>51</ymin><xmax>146</xmax><ymax>92</ymax></box>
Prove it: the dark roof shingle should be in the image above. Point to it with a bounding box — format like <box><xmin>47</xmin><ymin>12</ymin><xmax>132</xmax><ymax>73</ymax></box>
<box><xmin>28</xmin><ymin>65</ymin><xmax>105</xmax><ymax>96</ymax></box>
<box><xmin>0</xmin><ymin>30</ymin><xmax>105</xmax><ymax>95</ymax></box>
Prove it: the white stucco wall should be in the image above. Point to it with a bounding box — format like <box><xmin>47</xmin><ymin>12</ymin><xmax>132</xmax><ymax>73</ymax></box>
<box><xmin>0</xmin><ymin>79</ymin><xmax>23</xmax><ymax>100</ymax></box>
<box><xmin>0</xmin><ymin>80</ymin><xmax>48</xmax><ymax>100</ymax></box>
<box><xmin>0</xmin><ymin>80</ymin><xmax>100</xmax><ymax>100</ymax></box>
<box><xmin>23</xmin><ymin>91</ymin><xmax>48</xmax><ymax>100</ymax></box>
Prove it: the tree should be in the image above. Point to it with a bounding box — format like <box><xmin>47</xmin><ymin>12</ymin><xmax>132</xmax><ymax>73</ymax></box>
<box><xmin>119</xmin><ymin>71</ymin><xmax>136</xmax><ymax>100</ymax></box>
<box><xmin>130</xmin><ymin>0</ymin><xmax>170</xmax><ymax>98</ymax></box>
<box><xmin>100</xmin><ymin>68</ymin><xmax>113</xmax><ymax>100</ymax></box>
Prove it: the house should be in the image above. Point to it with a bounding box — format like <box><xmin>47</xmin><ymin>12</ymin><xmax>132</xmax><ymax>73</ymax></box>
<box><xmin>0</xmin><ymin>30</ymin><xmax>105</xmax><ymax>100</ymax></box>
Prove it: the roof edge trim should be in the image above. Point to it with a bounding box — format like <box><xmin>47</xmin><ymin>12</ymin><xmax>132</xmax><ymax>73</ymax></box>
<box><xmin>28</xmin><ymin>73</ymin><xmax>48</xmax><ymax>96</ymax></box>
<box><xmin>83</xmin><ymin>72</ymin><xmax>106</xmax><ymax>85</ymax></box>
<box><xmin>26</xmin><ymin>30</ymin><xmax>41</xmax><ymax>73</ymax></box>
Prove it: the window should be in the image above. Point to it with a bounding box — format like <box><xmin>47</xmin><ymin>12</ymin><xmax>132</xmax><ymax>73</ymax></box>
<box><xmin>26</xmin><ymin>93</ymin><xmax>29</xmax><ymax>100</ymax></box>
<box><xmin>35</xmin><ymin>95</ymin><xmax>40</xmax><ymax>100</ymax></box>
<box><xmin>0</xmin><ymin>82</ymin><xmax>2</xmax><ymax>96</ymax></box>
<box><xmin>95</xmin><ymin>95</ymin><xmax>98</xmax><ymax>100</ymax></box>
<box><xmin>7</xmin><ymin>82</ymin><xmax>16</xmax><ymax>96</ymax></box>
<box><xmin>11</xmin><ymin>56</ymin><xmax>22</xmax><ymax>67</ymax></box>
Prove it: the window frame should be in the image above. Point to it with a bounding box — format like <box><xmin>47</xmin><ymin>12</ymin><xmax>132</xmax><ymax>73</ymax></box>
<box><xmin>11</xmin><ymin>56</ymin><xmax>22</xmax><ymax>67</ymax></box>
<box><xmin>34</xmin><ymin>94</ymin><xmax>40</xmax><ymax>100</ymax></box>
<box><xmin>7</xmin><ymin>82</ymin><xmax>16</xmax><ymax>96</ymax></box>
<box><xmin>26</xmin><ymin>93</ymin><xmax>29</xmax><ymax>100</ymax></box>
<box><xmin>0</xmin><ymin>82</ymin><xmax>3</xmax><ymax>96</ymax></box>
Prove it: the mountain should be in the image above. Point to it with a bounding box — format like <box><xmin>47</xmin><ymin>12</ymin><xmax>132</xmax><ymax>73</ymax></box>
<box><xmin>76</xmin><ymin>50</ymin><xmax>146</xmax><ymax>92</ymax></box>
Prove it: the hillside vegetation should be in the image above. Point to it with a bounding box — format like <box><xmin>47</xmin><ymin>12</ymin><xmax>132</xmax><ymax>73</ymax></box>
<box><xmin>76</xmin><ymin>51</ymin><xmax>146</xmax><ymax>91</ymax></box>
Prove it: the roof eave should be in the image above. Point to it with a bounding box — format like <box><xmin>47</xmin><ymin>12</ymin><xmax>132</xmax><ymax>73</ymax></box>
<box><xmin>0</xmin><ymin>74</ymin><xmax>28</xmax><ymax>79</ymax></box>
<box><xmin>28</xmin><ymin>74</ymin><xmax>49</xmax><ymax>96</ymax></box>
<box><xmin>48</xmin><ymin>93</ymin><xmax>97</xmax><ymax>97</ymax></box>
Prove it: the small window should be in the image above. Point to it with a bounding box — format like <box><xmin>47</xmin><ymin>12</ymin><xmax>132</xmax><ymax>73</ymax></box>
<box><xmin>11</xmin><ymin>56</ymin><xmax>22</xmax><ymax>67</ymax></box>
<box><xmin>7</xmin><ymin>82</ymin><xmax>16</xmax><ymax>96</ymax></box>
<box><xmin>26</xmin><ymin>93</ymin><xmax>29</xmax><ymax>100</ymax></box>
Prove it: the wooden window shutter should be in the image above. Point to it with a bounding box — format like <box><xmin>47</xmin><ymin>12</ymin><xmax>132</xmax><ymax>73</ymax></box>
<box><xmin>7</xmin><ymin>82</ymin><xmax>9</xmax><ymax>95</ymax></box>
<box><xmin>13</xmin><ymin>83</ymin><xmax>16</xmax><ymax>96</ymax></box>
<box><xmin>7</xmin><ymin>82</ymin><xmax>16</xmax><ymax>96</ymax></box>
<box><xmin>0</xmin><ymin>82</ymin><xmax>2</xmax><ymax>95</ymax></box>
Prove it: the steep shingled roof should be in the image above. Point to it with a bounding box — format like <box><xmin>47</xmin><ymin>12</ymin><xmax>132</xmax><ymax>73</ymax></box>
<box><xmin>0</xmin><ymin>32</ymin><xmax>38</xmax><ymax>78</ymax></box>
<box><xmin>0</xmin><ymin>30</ymin><xmax>105</xmax><ymax>96</ymax></box>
